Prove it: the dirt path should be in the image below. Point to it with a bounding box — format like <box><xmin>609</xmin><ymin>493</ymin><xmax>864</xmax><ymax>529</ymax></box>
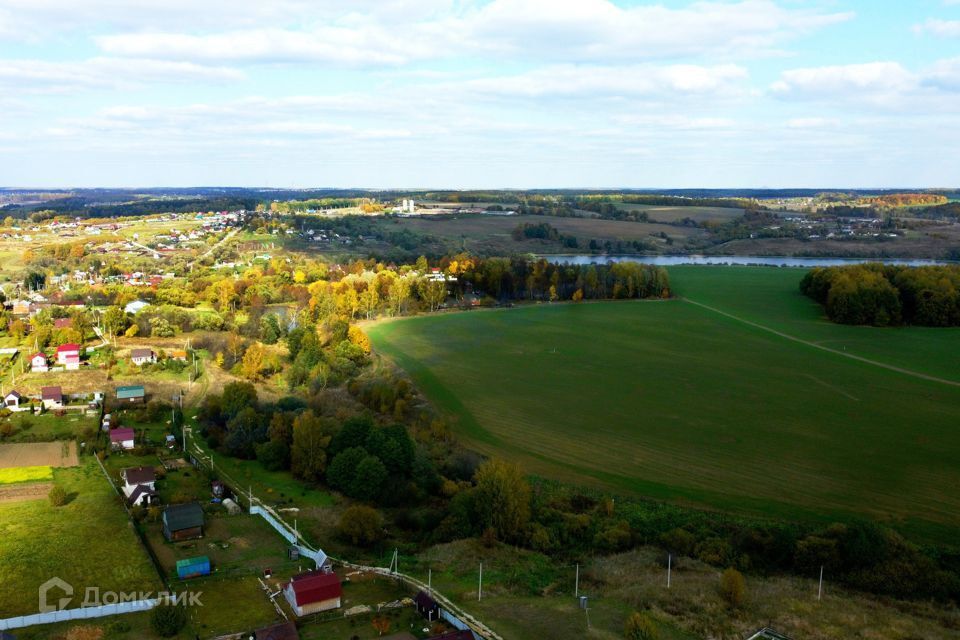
<box><xmin>683</xmin><ymin>298</ymin><xmax>960</xmax><ymax>388</ymax></box>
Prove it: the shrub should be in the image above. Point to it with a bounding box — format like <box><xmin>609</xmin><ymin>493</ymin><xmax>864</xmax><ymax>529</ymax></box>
<box><xmin>48</xmin><ymin>485</ymin><xmax>67</xmax><ymax>506</ymax></box>
<box><xmin>624</xmin><ymin>612</ymin><xmax>658</xmax><ymax>640</ymax></box>
<box><xmin>150</xmin><ymin>601</ymin><xmax>186</xmax><ymax>637</ymax></box>
<box><xmin>338</xmin><ymin>505</ymin><xmax>384</xmax><ymax>547</ymax></box>
<box><xmin>719</xmin><ymin>567</ymin><xmax>746</xmax><ymax>608</ymax></box>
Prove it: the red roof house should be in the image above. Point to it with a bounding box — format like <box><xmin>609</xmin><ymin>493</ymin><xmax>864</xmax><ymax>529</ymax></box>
<box><xmin>110</xmin><ymin>427</ymin><xmax>136</xmax><ymax>450</ymax></box>
<box><xmin>56</xmin><ymin>343</ymin><xmax>80</xmax><ymax>366</ymax></box>
<box><xmin>30</xmin><ymin>352</ymin><xmax>48</xmax><ymax>372</ymax></box>
<box><xmin>54</xmin><ymin>318</ymin><xmax>73</xmax><ymax>329</ymax></box>
<box><xmin>283</xmin><ymin>570</ymin><xmax>342</xmax><ymax>616</ymax></box>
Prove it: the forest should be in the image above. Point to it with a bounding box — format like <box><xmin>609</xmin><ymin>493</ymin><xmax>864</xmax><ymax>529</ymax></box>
<box><xmin>800</xmin><ymin>263</ymin><xmax>960</xmax><ymax>326</ymax></box>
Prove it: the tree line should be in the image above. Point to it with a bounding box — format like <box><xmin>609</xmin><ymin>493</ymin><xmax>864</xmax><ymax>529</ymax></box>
<box><xmin>800</xmin><ymin>263</ymin><xmax>960</xmax><ymax>326</ymax></box>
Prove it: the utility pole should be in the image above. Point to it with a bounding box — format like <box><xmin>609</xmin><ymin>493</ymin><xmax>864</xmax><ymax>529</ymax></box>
<box><xmin>428</xmin><ymin>568</ymin><xmax>432</xmax><ymax>595</ymax></box>
<box><xmin>478</xmin><ymin>563</ymin><xmax>483</xmax><ymax>601</ymax></box>
<box><xmin>818</xmin><ymin>565</ymin><xmax>824</xmax><ymax>601</ymax></box>
<box><xmin>574</xmin><ymin>563</ymin><xmax>579</xmax><ymax>598</ymax></box>
<box><xmin>667</xmin><ymin>554</ymin><xmax>671</xmax><ymax>588</ymax></box>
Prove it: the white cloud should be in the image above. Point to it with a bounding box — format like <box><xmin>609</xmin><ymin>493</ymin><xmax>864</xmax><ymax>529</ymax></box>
<box><xmin>0</xmin><ymin>57</ymin><xmax>244</xmax><ymax>93</ymax></box>
<box><xmin>786</xmin><ymin>117</ymin><xmax>841</xmax><ymax>129</ymax></box>
<box><xmin>913</xmin><ymin>18</ymin><xmax>960</xmax><ymax>38</ymax></box>
<box><xmin>450</xmin><ymin>63</ymin><xmax>749</xmax><ymax>99</ymax></box>
<box><xmin>86</xmin><ymin>0</ymin><xmax>851</xmax><ymax>67</ymax></box>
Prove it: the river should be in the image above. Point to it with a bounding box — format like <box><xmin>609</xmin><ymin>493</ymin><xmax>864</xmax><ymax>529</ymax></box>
<box><xmin>539</xmin><ymin>254</ymin><xmax>952</xmax><ymax>267</ymax></box>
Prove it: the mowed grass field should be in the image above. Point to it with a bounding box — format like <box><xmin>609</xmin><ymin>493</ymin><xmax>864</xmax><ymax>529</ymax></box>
<box><xmin>368</xmin><ymin>267</ymin><xmax>960</xmax><ymax>542</ymax></box>
<box><xmin>0</xmin><ymin>459</ymin><xmax>161</xmax><ymax>616</ymax></box>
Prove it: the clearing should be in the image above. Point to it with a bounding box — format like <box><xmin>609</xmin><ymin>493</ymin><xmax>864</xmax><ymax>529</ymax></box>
<box><xmin>0</xmin><ymin>441</ymin><xmax>78</xmax><ymax>468</ymax></box>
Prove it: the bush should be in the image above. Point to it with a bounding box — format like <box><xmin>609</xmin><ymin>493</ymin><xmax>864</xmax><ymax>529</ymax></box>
<box><xmin>48</xmin><ymin>485</ymin><xmax>67</xmax><ymax>506</ymax></box>
<box><xmin>338</xmin><ymin>505</ymin><xmax>385</xmax><ymax>547</ymax></box>
<box><xmin>624</xmin><ymin>612</ymin><xmax>658</xmax><ymax>640</ymax></box>
<box><xmin>150</xmin><ymin>602</ymin><xmax>186</xmax><ymax>637</ymax></box>
<box><xmin>719</xmin><ymin>567</ymin><xmax>746</xmax><ymax>608</ymax></box>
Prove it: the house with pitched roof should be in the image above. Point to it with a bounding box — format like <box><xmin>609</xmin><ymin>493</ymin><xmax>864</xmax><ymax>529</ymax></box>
<box><xmin>283</xmin><ymin>570</ymin><xmax>342</xmax><ymax>616</ymax></box>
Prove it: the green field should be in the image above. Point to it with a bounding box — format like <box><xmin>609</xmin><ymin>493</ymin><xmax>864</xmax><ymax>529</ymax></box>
<box><xmin>368</xmin><ymin>266</ymin><xmax>960</xmax><ymax>542</ymax></box>
<box><xmin>0</xmin><ymin>459</ymin><xmax>162</xmax><ymax>616</ymax></box>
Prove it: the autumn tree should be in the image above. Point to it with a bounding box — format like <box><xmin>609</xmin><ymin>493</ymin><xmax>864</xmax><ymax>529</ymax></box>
<box><xmin>290</xmin><ymin>410</ymin><xmax>331</xmax><ymax>483</ymax></box>
<box><xmin>241</xmin><ymin>341</ymin><xmax>266</xmax><ymax>380</ymax></box>
<box><xmin>473</xmin><ymin>459</ymin><xmax>531</xmax><ymax>542</ymax></box>
<box><xmin>418</xmin><ymin>278</ymin><xmax>447</xmax><ymax>312</ymax></box>
<box><xmin>719</xmin><ymin>567</ymin><xmax>746</xmax><ymax>608</ymax></box>
<box><xmin>338</xmin><ymin>505</ymin><xmax>385</xmax><ymax>547</ymax></box>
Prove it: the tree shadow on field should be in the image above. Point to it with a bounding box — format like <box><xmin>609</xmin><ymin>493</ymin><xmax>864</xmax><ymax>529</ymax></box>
<box><xmin>63</xmin><ymin>491</ymin><xmax>79</xmax><ymax>505</ymax></box>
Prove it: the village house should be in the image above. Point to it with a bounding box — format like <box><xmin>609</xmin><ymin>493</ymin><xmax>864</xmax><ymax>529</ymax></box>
<box><xmin>53</xmin><ymin>317</ymin><xmax>73</xmax><ymax>330</ymax></box>
<box><xmin>124</xmin><ymin>300</ymin><xmax>150</xmax><ymax>315</ymax></box>
<box><xmin>41</xmin><ymin>386</ymin><xmax>63</xmax><ymax>409</ymax></box>
<box><xmin>162</xmin><ymin>502</ymin><xmax>205</xmax><ymax>541</ymax></box>
<box><xmin>116</xmin><ymin>385</ymin><xmax>146</xmax><ymax>404</ymax></box>
<box><xmin>168</xmin><ymin>349</ymin><xmax>188</xmax><ymax>362</ymax></box>
<box><xmin>130</xmin><ymin>348</ymin><xmax>156</xmax><ymax>366</ymax></box>
<box><xmin>4</xmin><ymin>390</ymin><xmax>22</xmax><ymax>410</ymax></box>
<box><xmin>121</xmin><ymin>466</ymin><xmax>158</xmax><ymax>506</ymax></box>
<box><xmin>283</xmin><ymin>570</ymin><xmax>342</xmax><ymax>616</ymax></box>
<box><xmin>56</xmin><ymin>343</ymin><xmax>81</xmax><ymax>370</ymax></box>
<box><xmin>30</xmin><ymin>352</ymin><xmax>48</xmax><ymax>373</ymax></box>
<box><xmin>110</xmin><ymin>427</ymin><xmax>135</xmax><ymax>450</ymax></box>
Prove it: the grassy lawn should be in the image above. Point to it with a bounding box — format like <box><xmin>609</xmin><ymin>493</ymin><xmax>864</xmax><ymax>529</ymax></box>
<box><xmin>368</xmin><ymin>267</ymin><xmax>960</xmax><ymax>543</ymax></box>
<box><xmin>146</xmin><ymin>512</ymin><xmax>300</xmax><ymax>580</ymax></box>
<box><xmin>0</xmin><ymin>465</ymin><xmax>52</xmax><ymax>484</ymax></box>
<box><xmin>1</xmin><ymin>411</ymin><xmax>99</xmax><ymax>443</ymax></box>
<box><xmin>0</xmin><ymin>458</ymin><xmax>162</xmax><ymax>617</ymax></box>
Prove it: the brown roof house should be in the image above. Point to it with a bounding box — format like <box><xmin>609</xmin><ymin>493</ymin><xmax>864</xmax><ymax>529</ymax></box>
<box><xmin>121</xmin><ymin>466</ymin><xmax>158</xmax><ymax>506</ymax></box>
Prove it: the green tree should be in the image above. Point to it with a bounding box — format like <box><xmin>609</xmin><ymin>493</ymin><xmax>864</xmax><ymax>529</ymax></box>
<box><xmin>338</xmin><ymin>505</ymin><xmax>385</xmax><ymax>547</ymax></box>
<box><xmin>220</xmin><ymin>382</ymin><xmax>257</xmax><ymax>421</ymax></box>
<box><xmin>364</xmin><ymin>424</ymin><xmax>415</xmax><ymax>478</ymax></box>
<box><xmin>473</xmin><ymin>459</ymin><xmax>531</xmax><ymax>542</ymax></box>
<box><xmin>326</xmin><ymin>446</ymin><xmax>367</xmax><ymax>492</ymax></box>
<box><xmin>150</xmin><ymin>602</ymin><xmax>186</xmax><ymax>637</ymax></box>
<box><xmin>329</xmin><ymin>415</ymin><xmax>373</xmax><ymax>457</ymax></box>
<box><xmin>290</xmin><ymin>410</ymin><xmax>331</xmax><ymax>482</ymax></box>
<box><xmin>351</xmin><ymin>455</ymin><xmax>388</xmax><ymax>502</ymax></box>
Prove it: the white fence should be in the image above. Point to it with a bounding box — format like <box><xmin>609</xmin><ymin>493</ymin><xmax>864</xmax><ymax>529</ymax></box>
<box><xmin>0</xmin><ymin>599</ymin><xmax>158</xmax><ymax>631</ymax></box>
<box><xmin>249</xmin><ymin>505</ymin><xmax>328</xmax><ymax>569</ymax></box>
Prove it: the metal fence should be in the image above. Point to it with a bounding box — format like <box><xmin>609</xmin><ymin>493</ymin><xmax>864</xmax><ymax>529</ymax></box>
<box><xmin>0</xmin><ymin>599</ymin><xmax>158</xmax><ymax>631</ymax></box>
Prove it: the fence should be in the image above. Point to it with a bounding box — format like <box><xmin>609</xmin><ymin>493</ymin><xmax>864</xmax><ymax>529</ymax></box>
<box><xmin>0</xmin><ymin>599</ymin><xmax>158</xmax><ymax>631</ymax></box>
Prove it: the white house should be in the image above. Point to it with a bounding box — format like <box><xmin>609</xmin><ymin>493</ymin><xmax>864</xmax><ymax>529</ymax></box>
<box><xmin>121</xmin><ymin>466</ymin><xmax>157</xmax><ymax>506</ymax></box>
<box><xmin>130</xmin><ymin>348</ymin><xmax>156</xmax><ymax>366</ymax></box>
<box><xmin>56</xmin><ymin>343</ymin><xmax>81</xmax><ymax>370</ymax></box>
<box><xmin>283</xmin><ymin>570</ymin><xmax>342</xmax><ymax>616</ymax></box>
<box><xmin>4</xmin><ymin>390</ymin><xmax>22</xmax><ymax>410</ymax></box>
<box><xmin>30</xmin><ymin>352</ymin><xmax>48</xmax><ymax>373</ymax></box>
<box><xmin>40</xmin><ymin>386</ymin><xmax>63</xmax><ymax>409</ymax></box>
<box><xmin>110</xmin><ymin>427</ymin><xmax>136</xmax><ymax>450</ymax></box>
<box><xmin>124</xmin><ymin>300</ymin><xmax>150</xmax><ymax>315</ymax></box>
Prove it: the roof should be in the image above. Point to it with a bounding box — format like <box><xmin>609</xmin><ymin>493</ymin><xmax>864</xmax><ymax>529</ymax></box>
<box><xmin>128</xmin><ymin>484</ymin><xmax>157</xmax><ymax>505</ymax></box>
<box><xmin>54</xmin><ymin>318</ymin><xmax>72</xmax><ymax>328</ymax></box>
<box><xmin>254</xmin><ymin>621</ymin><xmax>300</xmax><ymax>640</ymax></box>
<box><xmin>124</xmin><ymin>300</ymin><xmax>150</xmax><ymax>314</ymax></box>
<box><xmin>40</xmin><ymin>386</ymin><xmax>62</xmax><ymax>401</ymax></box>
<box><xmin>176</xmin><ymin>556</ymin><xmax>210</xmax><ymax>570</ymax></box>
<box><xmin>414</xmin><ymin>590</ymin><xmax>438</xmax><ymax>611</ymax></box>
<box><xmin>31</xmin><ymin>352</ymin><xmax>46</xmax><ymax>361</ymax></box>
<box><xmin>169</xmin><ymin>349</ymin><xmax>188</xmax><ymax>358</ymax></box>
<box><xmin>5</xmin><ymin>390</ymin><xmax>21</xmax><ymax>400</ymax></box>
<box><xmin>164</xmin><ymin>502</ymin><xmax>204</xmax><ymax>531</ymax></box>
<box><xmin>123</xmin><ymin>466</ymin><xmax>155</xmax><ymax>485</ymax></box>
<box><xmin>131</xmin><ymin>348</ymin><xmax>154</xmax><ymax>359</ymax></box>
<box><xmin>116</xmin><ymin>385</ymin><xmax>145</xmax><ymax>399</ymax></box>
<box><xmin>110</xmin><ymin>427</ymin><xmax>135</xmax><ymax>442</ymax></box>
<box><xmin>288</xmin><ymin>570</ymin><xmax>342</xmax><ymax>606</ymax></box>
<box><xmin>56</xmin><ymin>343</ymin><xmax>80</xmax><ymax>353</ymax></box>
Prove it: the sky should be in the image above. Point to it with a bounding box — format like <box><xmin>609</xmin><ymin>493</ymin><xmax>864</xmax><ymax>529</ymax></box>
<box><xmin>1</xmin><ymin>0</ymin><xmax>959</xmax><ymax>189</ymax></box>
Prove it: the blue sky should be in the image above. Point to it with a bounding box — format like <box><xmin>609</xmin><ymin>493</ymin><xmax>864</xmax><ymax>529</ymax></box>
<box><xmin>1</xmin><ymin>0</ymin><xmax>959</xmax><ymax>188</ymax></box>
